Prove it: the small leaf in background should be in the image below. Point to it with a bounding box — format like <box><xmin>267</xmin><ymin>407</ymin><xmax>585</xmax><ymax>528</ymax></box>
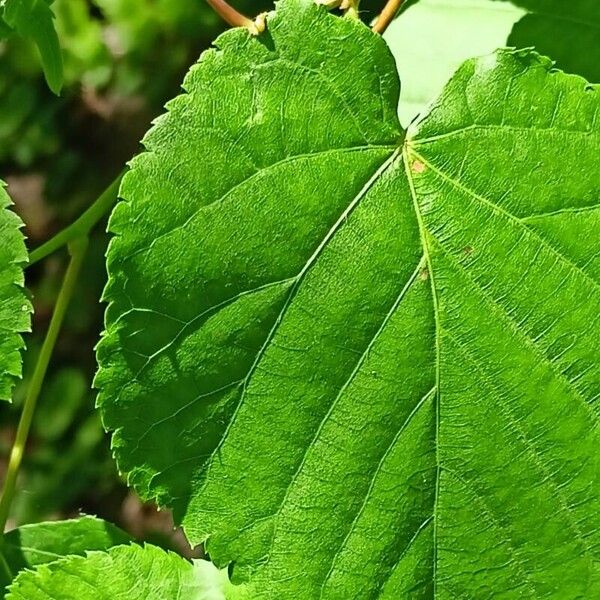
<box><xmin>384</xmin><ymin>0</ymin><xmax>526</xmax><ymax>124</ymax></box>
<box><xmin>384</xmin><ymin>0</ymin><xmax>600</xmax><ymax>125</ymax></box>
<box><xmin>97</xmin><ymin>0</ymin><xmax>600</xmax><ymax>596</ymax></box>
<box><xmin>0</xmin><ymin>516</ymin><xmax>130</xmax><ymax>595</ymax></box>
<box><xmin>509</xmin><ymin>0</ymin><xmax>600</xmax><ymax>83</ymax></box>
<box><xmin>6</xmin><ymin>544</ymin><xmax>230</xmax><ymax>600</ymax></box>
<box><xmin>1</xmin><ymin>0</ymin><xmax>63</xmax><ymax>94</ymax></box>
<box><xmin>0</xmin><ymin>182</ymin><xmax>31</xmax><ymax>402</ymax></box>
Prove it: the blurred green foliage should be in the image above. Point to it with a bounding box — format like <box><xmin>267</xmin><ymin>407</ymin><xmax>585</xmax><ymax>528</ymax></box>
<box><xmin>0</xmin><ymin>0</ymin><xmax>64</xmax><ymax>94</ymax></box>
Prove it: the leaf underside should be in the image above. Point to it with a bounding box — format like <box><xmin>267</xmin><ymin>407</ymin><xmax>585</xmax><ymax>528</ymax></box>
<box><xmin>0</xmin><ymin>182</ymin><xmax>31</xmax><ymax>402</ymax></box>
<box><xmin>97</xmin><ymin>1</ymin><xmax>600</xmax><ymax>597</ymax></box>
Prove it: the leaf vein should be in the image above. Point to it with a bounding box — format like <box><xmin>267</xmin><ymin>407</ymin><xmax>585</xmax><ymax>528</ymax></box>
<box><xmin>265</xmin><ymin>254</ymin><xmax>426</xmax><ymax>567</ymax></box>
<box><xmin>409</xmin><ymin>123</ymin><xmax>599</xmax><ymax>147</ymax></box>
<box><xmin>319</xmin><ymin>385</ymin><xmax>436</xmax><ymax>597</ymax></box>
<box><xmin>446</xmin><ymin>331</ymin><xmax>597</xmax><ymax>565</ymax></box>
<box><xmin>374</xmin><ymin>516</ymin><xmax>433</xmax><ymax>599</ymax></box>
<box><xmin>432</xmin><ymin>237</ymin><xmax>597</xmax><ymax>418</ymax></box>
<box><xmin>196</xmin><ymin>148</ymin><xmax>402</xmax><ymax>517</ymax></box>
<box><xmin>122</xmin><ymin>145</ymin><xmax>395</xmax><ymax>265</ymax></box>
<box><xmin>412</xmin><ymin>150</ymin><xmax>600</xmax><ymax>290</ymax></box>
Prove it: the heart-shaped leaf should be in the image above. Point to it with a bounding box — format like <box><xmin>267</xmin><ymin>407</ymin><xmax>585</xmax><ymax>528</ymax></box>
<box><xmin>97</xmin><ymin>1</ymin><xmax>600</xmax><ymax>596</ymax></box>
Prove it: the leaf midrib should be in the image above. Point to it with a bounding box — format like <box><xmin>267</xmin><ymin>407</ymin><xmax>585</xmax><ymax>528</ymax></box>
<box><xmin>403</xmin><ymin>124</ymin><xmax>600</xmax><ymax>595</ymax></box>
<box><xmin>402</xmin><ymin>143</ymin><xmax>443</xmax><ymax>598</ymax></box>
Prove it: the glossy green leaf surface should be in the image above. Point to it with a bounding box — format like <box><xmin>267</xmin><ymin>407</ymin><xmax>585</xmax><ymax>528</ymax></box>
<box><xmin>97</xmin><ymin>1</ymin><xmax>600</xmax><ymax>596</ymax></box>
<box><xmin>1</xmin><ymin>0</ymin><xmax>63</xmax><ymax>94</ymax></box>
<box><xmin>0</xmin><ymin>516</ymin><xmax>130</xmax><ymax>595</ymax></box>
<box><xmin>6</xmin><ymin>544</ymin><xmax>229</xmax><ymax>600</ymax></box>
<box><xmin>0</xmin><ymin>182</ymin><xmax>31</xmax><ymax>402</ymax></box>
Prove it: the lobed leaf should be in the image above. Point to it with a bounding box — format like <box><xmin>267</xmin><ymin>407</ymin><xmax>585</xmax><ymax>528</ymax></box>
<box><xmin>0</xmin><ymin>516</ymin><xmax>130</xmax><ymax>595</ymax></box>
<box><xmin>0</xmin><ymin>182</ymin><xmax>31</xmax><ymax>402</ymax></box>
<box><xmin>97</xmin><ymin>0</ymin><xmax>600</xmax><ymax>596</ymax></box>
<box><xmin>6</xmin><ymin>544</ymin><xmax>231</xmax><ymax>600</ymax></box>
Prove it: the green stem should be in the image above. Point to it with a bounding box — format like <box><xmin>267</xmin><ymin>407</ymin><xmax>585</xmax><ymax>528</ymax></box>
<box><xmin>0</xmin><ymin>550</ymin><xmax>13</xmax><ymax>581</ymax></box>
<box><xmin>28</xmin><ymin>171</ymin><xmax>124</xmax><ymax>267</ymax></box>
<box><xmin>0</xmin><ymin>237</ymin><xmax>89</xmax><ymax>532</ymax></box>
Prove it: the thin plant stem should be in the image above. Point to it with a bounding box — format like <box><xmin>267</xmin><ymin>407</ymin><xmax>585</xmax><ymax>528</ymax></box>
<box><xmin>28</xmin><ymin>171</ymin><xmax>124</xmax><ymax>267</ymax></box>
<box><xmin>0</xmin><ymin>237</ymin><xmax>89</xmax><ymax>531</ymax></box>
<box><xmin>0</xmin><ymin>551</ymin><xmax>12</xmax><ymax>581</ymax></box>
<box><xmin>205</xmin><ymin>0</ymin><xmax>254</xmax><ymax>29</ymax></box>
<box><xmin>372</xmin><ymin>0</ymin><xmax>405</xmax><ymax>34</ymax></box>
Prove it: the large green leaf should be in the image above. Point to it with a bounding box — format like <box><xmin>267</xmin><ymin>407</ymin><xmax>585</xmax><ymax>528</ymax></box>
<box><xmin>0</xmin><ymin>182</ymin><xmax>31</xmax><ymax>402</ymax></box>
<box><xmin>6</xmin><ymin>544</ymin><xmax>230</xmax><ymax>599</ymax></box>
<box><xmin>0</xmin><ymin>0</ymin><xmax>63</xmax><ymax>94</ymax></box>
<box><xmin>508</xmin><ymin>0</ymin><xmax>600</xmax><ymax>84</ymax></box>
<box><xmin>0</xmin><ymin>516</ymin><xmax>130</xmax><ymax>595</ymax></box>
<box><xmin>97</xmin><ymin>1</ymin><xmax>600</xmax><ymax>596</ymax></box>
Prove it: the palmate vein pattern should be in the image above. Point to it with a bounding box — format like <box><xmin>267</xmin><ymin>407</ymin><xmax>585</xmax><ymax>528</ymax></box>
<box><xmin>96</xmin><ymin>1</ymin><xmax>600</xmax><ymax>597</ymax></box>
<box><xmin>0</xmin><ymin>181</ymin><xmax>30</xmax><ymax>401</ymax></box>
